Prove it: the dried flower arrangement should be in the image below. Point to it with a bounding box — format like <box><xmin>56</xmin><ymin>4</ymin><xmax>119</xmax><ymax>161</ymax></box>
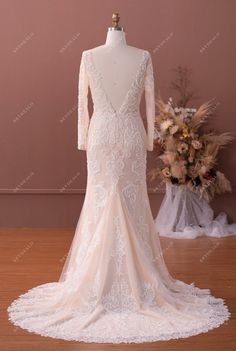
<box><xmin>149</xmin><ymin>96</ymin><xmax>233</xmax><ymax>201</ymax></box>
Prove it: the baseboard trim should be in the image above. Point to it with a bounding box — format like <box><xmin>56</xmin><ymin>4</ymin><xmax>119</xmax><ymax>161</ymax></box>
<box><xmin>0</xmin><ymin>187</ymin><xmax>235</xmax><ymax>194</ymax></box>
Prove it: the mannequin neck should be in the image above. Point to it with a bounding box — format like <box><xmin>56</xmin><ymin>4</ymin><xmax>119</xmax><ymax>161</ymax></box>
<box><xmin>105</xmin><ymin>30</ymin><xmax>127</xmax><ymax>47</ymax></box>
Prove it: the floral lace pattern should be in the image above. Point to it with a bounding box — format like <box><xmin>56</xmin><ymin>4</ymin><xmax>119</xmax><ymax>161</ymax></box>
<box><xmin>8</xmin><ymin>48</ymin><xmax>230</xmax><ymax>343</ymax></box>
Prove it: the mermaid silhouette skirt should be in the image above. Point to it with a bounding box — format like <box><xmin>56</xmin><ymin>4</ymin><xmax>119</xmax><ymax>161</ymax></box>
<box><xmin>7</xmin><ymin>49</ymin><xmax>230</xmax><ymax>343</ymax></box>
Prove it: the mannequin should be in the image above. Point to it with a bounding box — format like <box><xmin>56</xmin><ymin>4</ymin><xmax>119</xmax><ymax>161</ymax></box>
<box><xmin>87</xmin><ymin>13</ymin><xmax>153</xmax><ymax>149</ymax></box>
<box><xmin>89</xmin><ymin>15</ymin><xmax>148</xmax><ymax>113</ymax></box>
<box><xmin>7</xmin><ymin>13</ymin><xmax>230</xmax><ymax>344</ymax></box>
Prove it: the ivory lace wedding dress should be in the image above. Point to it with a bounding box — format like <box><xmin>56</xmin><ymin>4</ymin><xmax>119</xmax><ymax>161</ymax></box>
<box><xmin>8</xmin><ymin>48</ymin><xmax>230</xmax><ymax>343</ymax></box>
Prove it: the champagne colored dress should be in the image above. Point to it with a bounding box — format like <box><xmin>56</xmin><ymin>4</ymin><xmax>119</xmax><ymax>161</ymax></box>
<box><xmin>8</xmin><ymin>48</ymin><xmax>230</xmax><ymax>343</ymax></box>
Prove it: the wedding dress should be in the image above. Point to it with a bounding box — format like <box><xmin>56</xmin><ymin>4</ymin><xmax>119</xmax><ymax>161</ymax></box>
<box><xmin>8</xmin><ymin>48</ymin><xmax>230</xmax><ymax>343</ymax></box>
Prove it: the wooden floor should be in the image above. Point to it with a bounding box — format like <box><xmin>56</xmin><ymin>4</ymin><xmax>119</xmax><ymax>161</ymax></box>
<box><xmin>0</xmin><ymin>228</ymin><xmax>236</xmax><ymax>351</ymax></box>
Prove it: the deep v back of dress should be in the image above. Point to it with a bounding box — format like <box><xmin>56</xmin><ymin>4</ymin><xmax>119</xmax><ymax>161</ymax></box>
<box><xmin>87</xmin><ymin>46</ymin><xmax>149</xmax><ymax>114</ymax></box>
<box><xmin>7</xmin><ymin>45</ymin><xmax>230</xmax><ymax>344</ymax></box>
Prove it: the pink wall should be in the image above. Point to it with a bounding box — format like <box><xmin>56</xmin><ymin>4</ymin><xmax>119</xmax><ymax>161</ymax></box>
<box><xmin>1</xmin><ymin>0</ymin><xmax>236</xmax><ymax>227</ymax></box>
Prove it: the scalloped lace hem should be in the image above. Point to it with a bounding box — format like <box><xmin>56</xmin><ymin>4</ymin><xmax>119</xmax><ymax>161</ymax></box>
<box><xmin>8</xmin><ymin>285</ymin><xmax>230</xmax><ymax>344</ymax></box>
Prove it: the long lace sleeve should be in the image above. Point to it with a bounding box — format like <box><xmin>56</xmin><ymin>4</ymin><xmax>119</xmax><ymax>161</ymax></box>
<box><xmin>144</xmin><ymin>52</ymin><xmax>155</xmax><ymax>151</ymax></box>
<box><xmin>77</xmin><ymin>51</ymin><xmax>90</xmax><ymax>150</ymax></box>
